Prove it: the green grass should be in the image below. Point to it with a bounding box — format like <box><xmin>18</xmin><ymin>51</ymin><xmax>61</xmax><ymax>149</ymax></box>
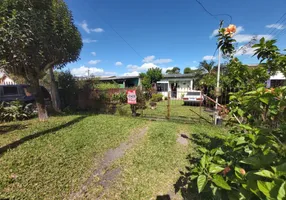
<box><xmin>0</xmin><ymin>115</ymin><xmax>145</xmax><ymax>199</ymax></box>
<box><xmin>0</xmin><ymin>114</ymin><xmax>228</xmax><ymax>199</ymax></box>
<box><xmin>101</xmin><ymin>122</ymin><xmax>228</xmax><ymax>199</ymax></box>
<box><xmin>117</xmin><ymin>100</ymin><xmax>213</xmax><ymax>123</ymax></box>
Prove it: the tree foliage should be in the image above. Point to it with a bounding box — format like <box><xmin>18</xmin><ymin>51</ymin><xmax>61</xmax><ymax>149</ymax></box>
<box><xmin>184</xmin><ymin>67</ymin><xmax>192</xmax><ymax>74</ymax></box>
<box><xmin>176</xmin><ymin>34</ymin><xmax>286</xmax><ymax>199</ymax></box>
<box><xmin>166</xmin><ymin>67</ymin><xmax>180</xmax><ymax>74</ymax></box>
<box><xmin>0</xmin><ymin>0</ymin><xmax>82</xmax><ymax>120</ymax></box>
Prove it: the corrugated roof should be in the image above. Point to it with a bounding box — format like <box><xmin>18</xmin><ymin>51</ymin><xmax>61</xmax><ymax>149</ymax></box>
<box><xmin>163</xmin><ymin>74</ymin><xmax>195</xmax><ymax>78</ymax></box>
<box><xmin>100</xmin><ymin>76</ymin><xmax>139</xmax><ymax>81</ymax></box>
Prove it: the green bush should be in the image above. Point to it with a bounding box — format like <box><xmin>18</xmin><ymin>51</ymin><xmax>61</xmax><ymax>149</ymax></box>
<box><xmin>177</xmin><ymin>87</ymin><xmax>286</xmax><ymax>199</ymax></box>
<box><xmin>0</xmin><ymin>101</ymin><xmax>36</xmax><ymax>122</ymax></box>
<box><xmin>116</xmin><ymin>105</ymin><xmax>129</xmax><ymax>116</ymax></box>
<box><xmin>151</xmin><ymin>93</ymin><xmax>163</xmax><ymax>102</ymax></box>
<box><xmin>95</xmin><ymin>82</ymin><xmax>120</xmax><ymax>90</ymax></box>
<box><xmin>112</xmin><ymin>92</ymin><xmax>127</xmax><ymax>104</ymax></box>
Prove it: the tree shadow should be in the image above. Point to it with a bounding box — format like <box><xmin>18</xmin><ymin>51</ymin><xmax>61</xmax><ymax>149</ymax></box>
<box><xmin>0</xmin><ymin>124</ymin><xmax>27</xmax><ymax>135</ymax></box>
<box><xmin>0</xmin><ymin>116</ymin><xmax>87</xmax><ymax>156</ymax></box>
<box><xmin>156</xmin><ymin>195</ymin><xmax>171</xmax><ymax>200</ymax></box>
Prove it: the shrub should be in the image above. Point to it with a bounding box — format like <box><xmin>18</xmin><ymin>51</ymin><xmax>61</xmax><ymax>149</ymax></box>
<box><xmin>176</xmin><ymin>87</ymin><xmax>286</xmax><ymax>199</ymax></box>
<box><xmin>151</xmin><ymin>93</ymin><xmax>163</xmax><ymax>102</ymax></box>
<box><xmin>116</xmin><ymin>105</ymin><xmax>129</xmax><ymax>116</ymax></box>
<box><xmin>95</xmin><ymin>82</ymin><xmax>120</xmax><ymax>90</ymax></box>
<box><xmin>130</xmin><ymin>88</ymin><xmax>146</xmax><ymax>116</ymax></box>
<box><xmin>0</xmin><ymin>101</ymin><xmax>36</xmax><ymax>122</ymax></box>
<box><xmin>112</xmin><ymin>92</ymin><xmax>127</xmax><ymax>104</ymax></box>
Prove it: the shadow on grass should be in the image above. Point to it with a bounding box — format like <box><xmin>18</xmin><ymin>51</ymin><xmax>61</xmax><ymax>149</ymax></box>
<box><xmin>0</xmin><ymin>116</ymin><xmax>87</xmax><ymax>156</ymax></box>
<box><xmin>0</xmin><ymin>124</ymin><xmax>27</xmax><ymax>135</ymax></box>
<box><xmin>156</xmin><ymin>195</ymin><xmax>171</xmax><ymax>200</ymax></box>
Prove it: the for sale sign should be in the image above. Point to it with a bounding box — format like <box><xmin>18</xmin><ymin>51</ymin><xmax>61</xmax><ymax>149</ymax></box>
<box><xmin>127</xmin><ymin>90</ymin><xmax>137</xmax><ymax>104</ymax></box>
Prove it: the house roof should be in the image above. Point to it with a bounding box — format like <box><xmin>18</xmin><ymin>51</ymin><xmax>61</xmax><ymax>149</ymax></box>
<box><xmin>163</xmin><ymin>74</ymin><xmax>195</xmax><ymax>78</ymax></box>
<box><xmin>99</xmin><ymin>76</ymin><xmax>139</xmax><ymax>81</ymax></box>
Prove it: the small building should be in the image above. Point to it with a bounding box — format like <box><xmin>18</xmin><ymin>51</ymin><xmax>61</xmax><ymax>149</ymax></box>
<box><xmin>157</xmin><ymin>74</ymin><xmax>195</xmax><ymax>99</ymax></box>
<box><xmin>99</xmin><ymin>76</ymin><xmax>141</xmax><ymax>88</ymax></box>
<box><xmin>0</xmin><ymin>69</ymin><xmax>15</xmax><ymax>85</ymax></box>
<box><xmin>267</xmin><ymin>71</ymin><xmax>286</xmax><ymax>88</ymax></box>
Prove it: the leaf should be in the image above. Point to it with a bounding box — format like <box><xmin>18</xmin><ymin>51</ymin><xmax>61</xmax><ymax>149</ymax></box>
<box><xmin>212</xmin><ymin>174</ymin><xmax>231</xmax><ymax>190</ymax></box>
<box><xmin>198</xmin><ymin>147</ymin><xmax>208</xmax><ymax>154</ymax></box>
<box><xmin>200</xmin><ymin>154</ymin><xmax>207</xmax><ymax>168</ymax></box>
<box><xmin>276</xmin><ymin>162</ymin><xmax>286</xmax><ymax>177</ymax></box>
<box><xmin>209</xmin><ymin>164</ymin><xmax>224</xmax><ymax>174</ymax></box>
<box><xmin>277</xmin><ymin>182</ymin><xmax>286</xmax><ymax>200</ymax></box>
<box><xmin>215</xmin><ymin>148</ymin><xmax>224</xmax><ymax>156</ymax></box>
<box><xmin>255</xmin><ymin>170</ymin><xmax>275</xmax><ymax>179</ymax></box>
<box><xmin>236</xmin><ymin>136</ymin><xmax>247</xmax><ymax>145</ymax></box>
<box><xmin>197</xmin><ymin>175</ymin><xmax>207</xmax><ymax>193</ymax></box>
<box><xmin>257</xmin><ymin>181</ymin><xmax>275</xmax><ymax>198</ymax></box>
<box><xmin>259</xmin><ymin>96</ymin><xmax>270</xmax><ymax>105</ymax></box>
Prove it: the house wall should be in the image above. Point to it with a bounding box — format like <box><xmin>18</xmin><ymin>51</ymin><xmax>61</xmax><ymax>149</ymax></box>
<box><xmin>0</xmin><ymin>76</ymin><xmax>15</xmax><ymax>85</ymax></box>
<box><xmin>157</xmin><ymin>78</ymin><xmax>194</xmax><ymax>99</ymax></box>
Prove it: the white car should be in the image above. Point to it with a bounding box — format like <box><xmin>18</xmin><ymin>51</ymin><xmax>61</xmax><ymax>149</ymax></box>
<box><xmin>183</xmin><ymin>90</ymin><xmax>204</xmax><ymax>105</ymax></box>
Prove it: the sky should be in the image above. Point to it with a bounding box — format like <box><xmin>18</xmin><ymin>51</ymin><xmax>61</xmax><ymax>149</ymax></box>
<box><xmin>64</xmin><ymin>0</ymin><xmax>286</xmax><ymax>77</ymax></box>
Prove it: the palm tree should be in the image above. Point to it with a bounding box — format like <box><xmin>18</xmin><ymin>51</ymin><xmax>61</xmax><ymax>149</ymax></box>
<box><xmin>199</xmin><ymin>60</ymin><xmax>215</xmax><ymax>74</ymax></box>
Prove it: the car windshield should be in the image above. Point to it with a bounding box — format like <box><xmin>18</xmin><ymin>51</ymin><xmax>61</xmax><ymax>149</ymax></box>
<box><xmin>187</xmin><ymin>92</ymin><xmax>201</xmax><ymax>96</ymax></box>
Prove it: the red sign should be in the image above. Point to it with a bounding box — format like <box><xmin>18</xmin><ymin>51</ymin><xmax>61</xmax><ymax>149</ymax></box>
<box><xmin>127</xmin><ymin>90</ymin><xmax>137</xmax><ymax>104</ymax></box>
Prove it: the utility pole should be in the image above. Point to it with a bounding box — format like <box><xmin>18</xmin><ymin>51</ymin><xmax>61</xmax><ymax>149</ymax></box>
<box><xmin>87</xmin><ymin>68</ymin><xmax>90</xmax><ymax>78</ymax></box>
<box><xmin>215</xmin><ymin>20</ymin><xmax>224</xmax><ymax>111</ymax></box>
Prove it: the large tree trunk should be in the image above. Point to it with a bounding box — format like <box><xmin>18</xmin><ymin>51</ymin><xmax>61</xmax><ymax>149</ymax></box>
<box><xmin>31</xmin><ymin>79</ymin><xmax>48</xmax><ymax>121</ymax></box>
<box><xmin>49</xmin><ymin>68</ymin><xmax>61</xmax><ymax>112</ymax></box>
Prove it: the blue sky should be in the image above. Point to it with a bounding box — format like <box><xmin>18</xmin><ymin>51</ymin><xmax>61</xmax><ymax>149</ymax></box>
<box><xmin>64</xmin><ymin>0</ymin><xmax>286</xmax><ymax>77</ymax></box>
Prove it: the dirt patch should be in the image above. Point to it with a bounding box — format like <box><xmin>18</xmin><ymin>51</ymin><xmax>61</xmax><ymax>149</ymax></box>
<box><xmin>176</xmin><ymin>133</ymin><xmax>189</xmax><ymax>146</ymax></box>
<box><xmin>70</xmin><ymin>126</ymin><xmax>149</xmax><ymax>199</ymax></box>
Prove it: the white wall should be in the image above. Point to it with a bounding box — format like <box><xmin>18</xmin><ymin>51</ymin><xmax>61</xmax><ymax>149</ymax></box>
<box><xmin>0</xmin><ymin>76</ymin><xmax>15</xmax><ymax>85</ymax></box>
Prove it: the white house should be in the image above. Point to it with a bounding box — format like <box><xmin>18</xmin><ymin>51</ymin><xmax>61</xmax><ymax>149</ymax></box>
<box><xmin>157</xmin><ymin>74</ymin><xmax>195</xmax><ymax>99</ymax></box>
<box><xmin>266</xmin><ymin>71</ymin><xmax>286</xmax><ymax>88</ymax></box>
<box><xmin>0</xmin><ymin>69</ymin><xmax>15</xmax><ymax>85</ymax></box>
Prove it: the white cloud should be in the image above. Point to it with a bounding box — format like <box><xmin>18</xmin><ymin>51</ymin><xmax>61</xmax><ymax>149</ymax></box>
<box><xmin>78</xmin><ymin>20</ymin><xmax>104</xmax><ymax>34</ymax></box>
<box><xmin>115</xmin><ymin>61</ymin><xmax>123</xmax><ymax>66</ymax></box>
<box><xmin>142</xmin><ymin>55</ymin><xmax>173</xmax><ymax>64</ymax></box>
<box><xmin>266</xmin><ymin>24</ymin><xmax>285</xmax><ymax>30</ymax></box>
<box><xmin>210</xmin><ymin>26</ymin><xmax>244</xmax><ymax>38</ymax></box>
<box><xmin>123</xmin><ymin>71</ymin><xmax>140</xmax><ymax>76</ymax></box>
<box><xmin>83</xmin><ymin>39</ymin><xmax>97</xmax><ymax>43</ymax></box>
<box><xmin>91</xmin><ymin>52</ymin><xmax>96</xmax><ymax>56</ymax></box>
<box><xmin>153</xmin><ymin>59</ymin><xmax>173</xmax><ymax>64</ymax></box>
<box><xmin>71</xmin><ymin>66</ymin><xmax>104</xmax><ymax>77</ymax></box>
<box><xmin>203</xmin><ymin>55</ymin><xmax>216</xmax><ymax>61</ymax></box>
<box><xmin>91</xmin><ymin>28</ymin><xmax>104</xmax><ymax>33</ymax></box>
<box><xmin>234</xmin><ymin>34</ymin><xmax>273</xmax><ymax>43</ymax></box>
<box><xmin>127</xmin><ymin>63</ymin><xmax>159</xmax><ymax>72</ymax></box>
<box><xmin>142</xmin><ymin>55</ymin><xmax>155</xmax><ymax>63</ymax></box>
<box><xmin>88</xmin><ymin>60</ymin><xmax>101</xmax><ymax>65</ymax></box>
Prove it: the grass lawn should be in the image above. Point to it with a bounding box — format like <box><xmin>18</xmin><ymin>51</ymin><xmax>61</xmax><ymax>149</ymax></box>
<box><xmin>0</xmin><ymin>114</ymin><xmax>228</xmax><ymax>199</ymax></box>
<box><xmin>118</xmin><ymin>100</ymin><xmax>214</xmax><ymax>123</ymax></box>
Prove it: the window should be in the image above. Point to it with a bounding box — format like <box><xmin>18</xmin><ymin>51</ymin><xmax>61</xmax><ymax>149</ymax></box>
<box><xmin>3</xmin><ymin>86</ymin><xmax>18</xmax><ymax>96</ymax></box>
<box><xmin>157</xmin><ymin>83</ymin><xmax>168</xmax><ymax>92</ymax></box>
<box><xmin>187</xmin><ymin>92</ymin><xmax>201</xmax><ymax>96</ymax></box>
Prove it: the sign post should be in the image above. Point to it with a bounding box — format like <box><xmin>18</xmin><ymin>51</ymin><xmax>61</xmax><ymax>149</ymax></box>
<box><xmin>127</xmin><ymin>90</ymin><xmax>137</xmax><ymax>104</ymax></box>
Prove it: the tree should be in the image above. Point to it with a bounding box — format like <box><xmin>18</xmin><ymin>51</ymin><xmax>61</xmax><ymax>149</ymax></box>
<box><xmin>146</xmin><ymin>68</ymin><xmax>163</xmax><ymax>84</ymax></box>
<box><xmin>184</xmin><ymin>67</ymin><xmax>192</xmax><ymax>74</ymax></box>
<box><xmin>199</xmin><ymin>60</ymin><xmax>215</xmax><ymax>74</ymax></box>
<box><xmin>0</xmin><ymin>0</ymin><xmax>82</xmax><ymax>120</ymax></box>
<box><xmin>166</xmin><ymin>67</ymin><xmax>180</xmax><ymax>74</ymax></box>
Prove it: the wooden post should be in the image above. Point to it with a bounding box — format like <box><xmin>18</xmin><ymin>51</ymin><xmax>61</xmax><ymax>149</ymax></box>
<box><xmin>167</xmin><ymin>91</ymin><xmax>170</xmax><ymax>119</ymax></box>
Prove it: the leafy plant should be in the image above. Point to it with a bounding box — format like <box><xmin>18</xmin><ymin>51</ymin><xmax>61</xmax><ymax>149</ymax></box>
<box><xmin>150</xmin><ymin>93</ymin><xmax>163</xmax><ymax>102</ymax></box>
<box><xmin>0</xmin><ymin>101</ymin><xmax>36</xmax><ymax>122</ymax></box>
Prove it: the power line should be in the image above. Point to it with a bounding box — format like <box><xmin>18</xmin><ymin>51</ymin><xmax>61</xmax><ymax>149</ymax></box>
<box><xmin>83</xmin><ymin>2</ymin><xmax>144</xmax><ymax>59</ymax></box>
<box><xmin>268</xmin><ymin>12</ymin><xmax>286</xmax><ymax>37</ymax></box>
<box><xmin>194</xmin><ymin>0</ymin><xmax>233</xmax><ymax>24</ymax></box>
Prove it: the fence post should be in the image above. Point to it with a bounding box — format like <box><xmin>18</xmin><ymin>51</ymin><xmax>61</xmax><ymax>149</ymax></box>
<box><xmin>166</xmin><ymin>91</ymin><xmax>170</xmax><ymax>119</ymax></box>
